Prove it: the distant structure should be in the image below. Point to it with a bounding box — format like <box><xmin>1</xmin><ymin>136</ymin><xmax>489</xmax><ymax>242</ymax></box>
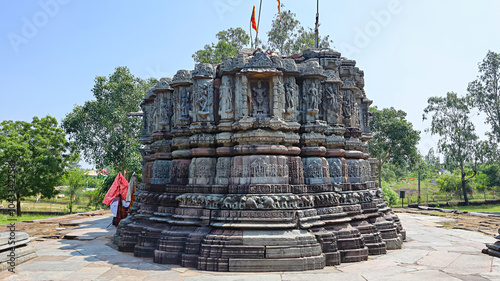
<box><xmin>115</xmin><ymin>48</ymin><xmax>405</xmax><ymax>272</ymax></box>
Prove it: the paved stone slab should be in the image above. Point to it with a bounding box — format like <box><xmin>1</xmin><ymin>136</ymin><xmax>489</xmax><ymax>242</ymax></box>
<box><xmin>374</xmin><ymin>248</ymin><xmax>430</xmax><ymax>264</ymax></box>
<box><xmin>60</xmin><ymin>266</ymin><xmax>111</xmax><ymax>281</ymax></box>
<box><xmin>282</xmin><ymin>272</ymin><xmax>365</xmax><ymax>281</ymax></box>
<box><xmin>90</xmin><ymin>266</ymin><xmax>150</xmax><ymax>280</ymax></box>
<box><xmin>16</xmin><ymin>259</ymin><xmax>89</xmax><ymax>272</ymax></box>
<box><xmin>184</xmin><ymin>274</ymin><xmax>282</xmax><ymax>281</ymax></box>
<box><xmin>416</xmin><ymin>251</ymin><xmax>461</xmax><ymax>268</ymax></box>
<box><xmin>143</xmin><ymin>270</ymin><xmax>184</xmax><ymax>281</ymax></box>
<box><xmin>369</xmin><ymin>269</ymin><xmax>461</xmax><ymax>281</ymax></box>
<box><xmin>443</xmin><ymin>254</ymin><xmax>493</xmax><ymax>275</ymax></box>
<box><xmin>4</xmin><ymin>270</ymin><xmax>74</xmax><ymax>280</ymax></box>
<box><xmin>4</xmin><ymin>212</ymin><xmax>499</xmax><ymax>280</ymax></box>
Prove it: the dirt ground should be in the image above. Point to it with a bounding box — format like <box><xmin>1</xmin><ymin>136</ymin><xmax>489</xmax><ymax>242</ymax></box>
<box><xmin>0</xmin><ymin>210</ymin><xmax>110</xmax><ymax>239</ymax></box>
<box><xmin>394</xmin><ymin>207</ymin><xmax>500</xmax><ymax>237</ymax></box>
<box><xmin>1</xmin><ymin>208</ymin><xmax>498</xmax><ymax>240</ymax></box>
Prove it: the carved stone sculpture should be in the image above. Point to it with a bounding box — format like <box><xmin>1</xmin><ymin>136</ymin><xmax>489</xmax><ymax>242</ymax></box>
<box><xmin>117</xmin><ymin>48</ymin><xmax>405</xmax><ymax>273</ymax></box>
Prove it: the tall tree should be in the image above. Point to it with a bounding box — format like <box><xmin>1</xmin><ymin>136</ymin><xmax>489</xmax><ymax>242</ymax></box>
<box><xmin>62</xmin><ymin>67</ymin><xmax>156</xmax><ymax>178</ymax></box>
<box><xmin>369</xmin><ymin>106</ymin><xmax>420</xmax><ymax>189</ymax></box>
<box><xmin>423</xmin><ymin>92</ymin><xmax>482</xmax><ymax>205</ymax></box>
<box><xmin>0</xmin><ymin>116</ymin><xmax>76</xmax><ymax>216</ymax></box>
<box><xmin>267</xmin><ymin>10</ymin><xmax>332</xmax><ymax>56</ymax></box>
<box><xmin>192</xmin><ymin>27</ymin><xmax>250</xmax><ymax>64</ymax></box>
<box><xmin>467</xmin><ymin>51</ymin><xmax>500</xmax><ymax>146</ymax></box>
<box><xmin>424</xmin><ymin>148</ymin><xmax>441</xmax><ymax>173</ymax></box>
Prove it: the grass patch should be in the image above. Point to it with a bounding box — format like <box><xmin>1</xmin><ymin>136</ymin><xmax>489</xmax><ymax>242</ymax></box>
<box><xmin>441</xmin><ymin>204</ymin><xmax>500</xmax><ymax>213</ymax></box>
<box><xmin>0</xmin><ymin>214</ymin><xmax>62</xmax><ymax>225</ymax></box>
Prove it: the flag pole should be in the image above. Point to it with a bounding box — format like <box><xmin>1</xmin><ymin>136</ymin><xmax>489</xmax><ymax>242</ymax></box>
<box><xmin>315</xmin><ymin>0</ymin><xmax>319</xmax><ymax>48</ymax></box>
<box><xmin>255</xmin><ymin>0</ymin><xmax>263</xmax><ymax>48</ymax></box>
<box><xmin>250</xmin><ymin>18</ymin><xmax>254</xmax><ymax>49</ymax></box>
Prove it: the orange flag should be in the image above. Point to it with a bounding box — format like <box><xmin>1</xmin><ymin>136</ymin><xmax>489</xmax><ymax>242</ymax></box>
<box><xmin>251</xmin><ymin>5</ymin><xmax>258</xmax><ymax>33</ymax></box>
<box><xmin>277</xmin><ymin>0</ymin><xmax>281</xmax><ymax>19</ymax></box>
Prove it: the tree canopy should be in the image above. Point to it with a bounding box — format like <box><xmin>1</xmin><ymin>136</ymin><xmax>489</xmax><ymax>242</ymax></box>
<box><xmin>192</xmin><ymin>9</ymin><xmax>333</xmax><ymax>63</ymax></box>
<box><xmin>267</xmin><ymin>10</ymin><xmax>332</xmax><ymax>56</ymax></box>
<box><xmin>0</xmin><ymin>116</ymin><xmax>76</xmax><ymax>216</ymax></box>
<box><xmin>192</xmin><ymin>27</ymin><xmax>250</xmax><ymax>64</ymax></box>
<box><xmin>62</xmin><ymin>67</ymin><xmax>156</xmax><ymax>178</ymax></box>
<box><xmin>369</xmin><ymin>106</ymin><xmax>420</xmax><ymax>188</ymax></box>
<box><xmin>423</xmin><ymin>92</ymin><xmax>484</xmax><ymax>205</ymax></box>
<box><xmin>467</xmin><ymin>51</ymin><xmax>500</xmax><ymax>146</ymax></box>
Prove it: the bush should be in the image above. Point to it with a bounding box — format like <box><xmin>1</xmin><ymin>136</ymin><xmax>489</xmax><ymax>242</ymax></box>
<box><xmin>381</xmin><ymin>182</ymin><xmax>399</xmax><ymax>206</ymax></box>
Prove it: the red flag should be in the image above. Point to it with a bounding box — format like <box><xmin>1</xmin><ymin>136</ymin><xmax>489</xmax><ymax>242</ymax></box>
<box><xmin>251</xmin><ymin>5</ymin><xmax>258</xmax><ymax>33</ymax></box>
<box><xmin>277</xmin><ymin>0</ymin><xmax>281</xmax><ymax>20</ymax></box>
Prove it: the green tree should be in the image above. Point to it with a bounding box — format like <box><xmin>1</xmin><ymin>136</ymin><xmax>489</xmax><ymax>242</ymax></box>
<box><xmin>216</xmin><ymin>28</ymin><xmax>250</xmax><ymax>50</ymax></box>
<box><xmin>472</xmin><ymin>173</ymin><xmax>490</xmax><ymax>191</ymax></box>
<box><xmin>424</xmin><ymin>148</ymin><xmax>441</xmax><ymax>174</ymax></box>
<box><xmin>436</xmin><ymin>173</ymin><xmax>462</xmax><ymax>194</ymax></box>
<box><xmin>423</xmin><ymin>92</ymin><xmax>482</xmax><ymax>205</ymax></box>
<box><xmin>62</xmin><ymin>67</ymin><xmax>155</xmax><ymax>179</ymax></box>
<box><xmin>192</xmin><ymin>27</ymin><xmax>250</xmax><ymax>64</ymax></box>
<box><xmin>381</xmin><ymin>182</ymin><xmax>398</xmax><ymax>207</ymax></box>
<box><xmin>370</xmin><ymin>106</ymin><xmax>420</xmax><ymax>189</ymax></box>
<box><xmin>479</xmin><ymin>163</ymin><xmax>500</xmax><ymax>188</ymax></box>
<box><xmin>467</xmin><ymin>51</ymin><xmax>500</xmax><ymax>146</ymax></box>
<box><xmin>63</xmin><ymin>168</ymin><xmax>85</xmax><ymax>214</ymax></box>
<box><xmin>0</xmin><ymin>116</ymin><xmax>76</xmax><ymax>216</ymax></box>
<box><xmin>267</xmin><ymin>10</ymin><xmax>332</xmax><ymax>56</ymax></box>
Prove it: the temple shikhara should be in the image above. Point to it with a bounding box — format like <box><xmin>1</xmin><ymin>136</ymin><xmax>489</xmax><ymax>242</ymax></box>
<box><xmin>114</xmin><ymin>48</ymin><xmax>405</xmax><ymax>272</ymax></box>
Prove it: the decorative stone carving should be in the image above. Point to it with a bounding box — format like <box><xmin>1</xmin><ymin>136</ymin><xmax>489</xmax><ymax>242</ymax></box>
<box><xmin>251</xmin><ymin>80</ymin><xmax>270</xmax><ymax>117</ymax></box>
<box><xmin>245</xmin><ymin>50</ymin><xmax>272</xmax><ymax>68</ymax></box>
<box><xmin>151</xmin><ymin>160</ymin><xmax>172</xmax><ymax>185</ymax></box>
<box><xmin>305</xmin><ymin>80</ymin><xmax>321</xmax><ymax>116</ymax></box>
<box><xmin>195</xmin><ymin>81</ymin><xmax>212</xmax><ymax>120</ymax></box>
<box><xmin>323</xmin><ymin>83</ymin><xmax>342</xmax><ymax>125</ymax></box>
<box><xmin>219</xmin><ymin>76</ymin><xmax>233</xmax><ymax>119</ymax></box>
<box><xmin>302</xmin><ymin>157</ymin><xmax>330</xmax><ymax>184</ymax></box>
<box><xmin>118</xmin><ymin>48</ymin><xmax>405</xmax><ymax>273</ymax></box>
<box><xmin>192</xmin><ymin>63</ymin><xmax>215</xmax><ymax>79</ymax></box>
<box><xmin>172</xmin><ymin>70</ymin><xmax>192</xmax><ymax>85</ymax></box>
<box><xmin>327</xmin><ymin>158</ymin><xmax>343</xmax><ymax>183</ymax></box>
<box><xmin>179</xmin><ymin>88</ymin><xmax>191</xmax><ymax>122</ymax></box>
<box><xmin>285</xmin><ymin>81</ymin><xmax>297</xmax><ymax>114</ymax></box>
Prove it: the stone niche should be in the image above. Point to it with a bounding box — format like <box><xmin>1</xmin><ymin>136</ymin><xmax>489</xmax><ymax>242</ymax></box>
<box><xmin>115</xmin><ymin>48</ymin><xmax>405</xmax><ymax>272</ymax></box>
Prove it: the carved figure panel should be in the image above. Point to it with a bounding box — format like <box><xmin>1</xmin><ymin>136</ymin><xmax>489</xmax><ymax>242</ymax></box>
<box><xmin>323</xmin><ymin>84</ymin><xmax>342</xmax><ymax>125</ymax></box>
<box><xmin>250</xmin><ymin>80</ymin><xmax>270</xmax><ymax>117</ymax></box>
<box><xmin>219</xmin><ymin>76</ymin><xmax>233</xmax><ymax>119</ymax></box>
<box><xmin>302</xmin><ymin>157</ymin><xmax>330</xmax><ymax>184</ymax></box>
<box><xmin>158</xmin><ymin>93</ymin><xmax>172</xmax><ymax>131</ymax></box>
<box><xmin>346</xmin><ymin>159</ymin><xmax>363</xmax><ymax>183</ymax></box>
<box><xmin>342</xmin><ymin>90</ymin><xmax>361</xmax><ymax>128</ymax></box>
<box><xmin>284</xmin><ymin>77</ymin><xmax>298</xmax><ymax>121</ymax></box>
<box><xmin>178</xmin><ymin>87</ymin><xmax>191</xmax><ymax>123</ymax></box>
<box><xmin>327</xmin><ymin>158</ymin><xmax>344</xmax><ymax>183</ymax></box>
<box><xmin>231</xmin><ymin>155</ymin><xmax>289</xmax><ymax>185</ymax></box>
<box><xmin>141</xmin><ymin>101</ymin><xmax>153</xmax><ymax>137</ymax></box>
<box><xmin>171</xmin><ymin>159</ymin><xmax>191</xmax><ymax>185</ymax></box>
<box><xmin>151</xmin><ymin>160</ymin><xmax>172</xmax><ymax>185</ymax></box>
<box><xmin>215</xmin><ymin>157</ymin><xmax>231</xmax><ymax>185</ymax></box>
<box><xmin>194</xmin><ymin>80</ymin><xmax>213</xmax><ymax>121</ymax></box>
<box><xmin>287</xmin><ymin>156</ymin><xmax>304</xmax><ymax>184</ymax></box>
<box><xmin>176</xmin><ymin>193</ymin><xmax>313</xmax><ymax>210</ymax></box>
<box><xmin>304</xmin><ymin>80</ymin><xmax>322</xmax><ymax>116</ymax></box>
<box><xmin>189</xmin><ymin>158</ymin><xmax>216</xmax><ymax>185</ymax></box>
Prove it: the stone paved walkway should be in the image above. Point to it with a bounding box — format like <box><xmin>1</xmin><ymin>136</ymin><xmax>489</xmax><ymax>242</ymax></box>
<box><xmin>1</xmin><ymin>212</ymin><xmax>499</xmax><ymax>281</ymax></box>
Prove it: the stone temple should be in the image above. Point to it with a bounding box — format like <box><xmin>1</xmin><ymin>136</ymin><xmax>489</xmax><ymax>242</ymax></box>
<box><xmin>115</xmin><ymin>48</ymin><xmax>405</xmax><ymax>272</ymax></box>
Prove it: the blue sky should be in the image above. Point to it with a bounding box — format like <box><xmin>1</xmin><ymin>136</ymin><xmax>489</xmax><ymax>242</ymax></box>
<box><xmin>1</xmin><ymin>0</ymin><xmax>499</xmax><ymax>167</ymax></box>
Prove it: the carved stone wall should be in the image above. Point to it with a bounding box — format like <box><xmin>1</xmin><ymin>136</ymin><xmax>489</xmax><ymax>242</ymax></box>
<box><xmin>116</xmin><ymin>48</ymin><xmax>405</xmax><ymax>272</ymax></box>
